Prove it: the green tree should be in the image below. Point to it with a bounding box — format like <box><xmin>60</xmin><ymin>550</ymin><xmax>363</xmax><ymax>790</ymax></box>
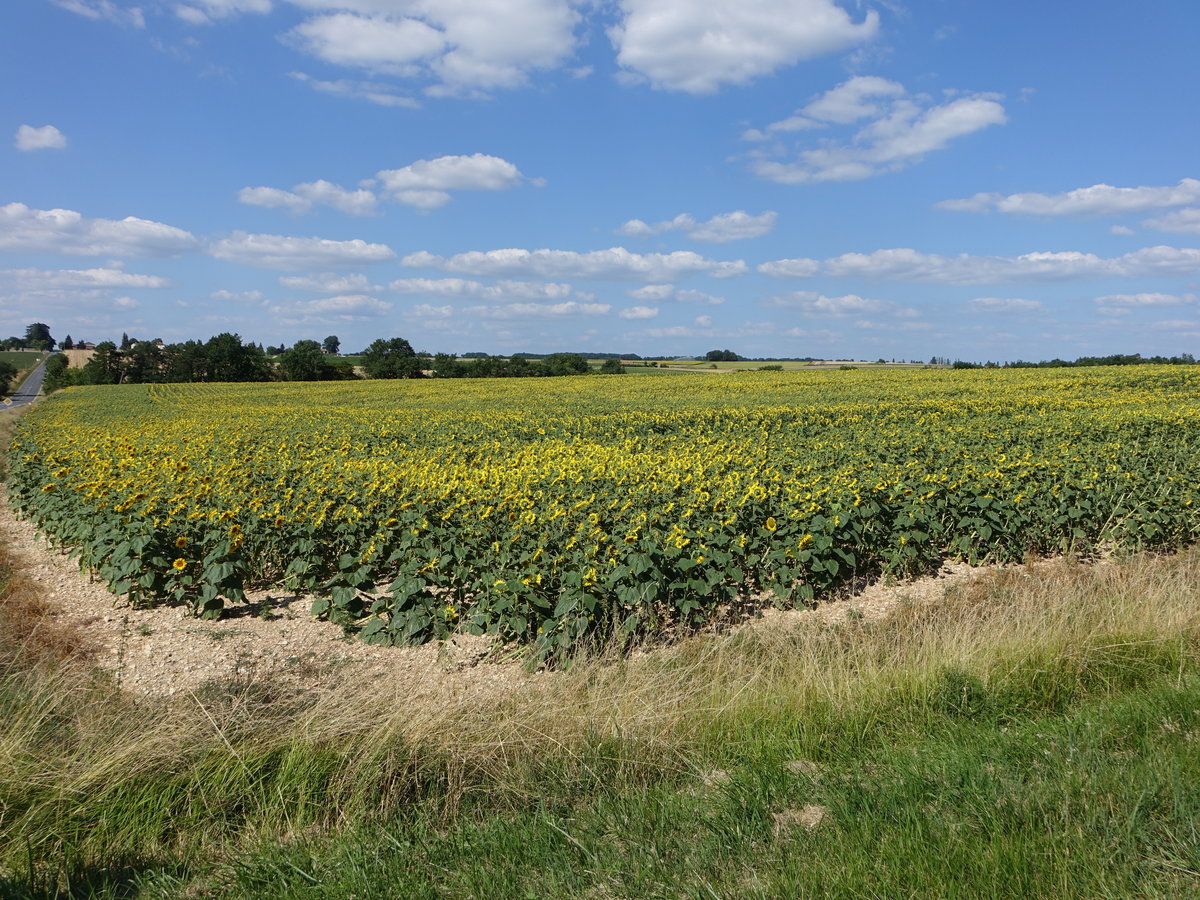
<box><xmin>0</xmin><ymin>361</ymin><xmax>17</xmax><ymax>394</ymax></box>
<box><xmin>81</xmin><ymin>342</ymin><xmax>120</xmax><ymax>384</ymax></box>
<box><xmin>599</xmin><ymin>358</ymin><xmax>626</xmax><ymax>375</ymax></box>
<box><xmin>362</xmin><ymin>338</ymin><xmax>423</xmax><ymax>379</ymax></box>
<box><xmin>322</xmin><ymin>335</ymin><xmax>341</xmax><ymax>355</ymax></box>
<box><xmin>203</xmin><ymin>333</ymin><xmax>271</xmax><ymax>382</ymax></box>
<box><xmin>24</xmin><ymin>323</ymin><xmax>54</xmax><ymax>351</ymax></box>
<box><xmin>61</xmin><ymin>335</ymin><xmax>74</xmax><ymax>350</ymax></box>
<box><xmin>279</xmin><ymin>340</ymin><xmax>335</xmax><ymax>381</ymax></box>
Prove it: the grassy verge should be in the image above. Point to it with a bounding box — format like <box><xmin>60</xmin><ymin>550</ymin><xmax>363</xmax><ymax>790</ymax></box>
<box><xmin>2</xmin><ymin>546</ymin><xmax>1199</xmax><ymax>897</ymax></box>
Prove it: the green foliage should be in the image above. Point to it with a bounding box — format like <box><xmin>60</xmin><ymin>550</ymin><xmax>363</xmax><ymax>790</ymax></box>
<box><xmin>599</xmin><ymin>358</ymin><xmax>626</xmax><ymax>375</ymax></box>
<box><xmin>278</xmin><ymin>340</ymin><xmax>335</xmax><ymax>382</ymax></box>
<box><xmin>361</xmin><ymin>337</ymin><xmax>423</xmax><ymax>379</ymax></box>
<box><xmin>0</xmin><ymin>361</ymin><xmax>16</xmax><ymax>394</ymax></box>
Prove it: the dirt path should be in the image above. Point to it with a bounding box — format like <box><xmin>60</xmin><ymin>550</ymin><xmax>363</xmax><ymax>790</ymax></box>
<box><xmin>0</xmin><ymin>489</ymin><xmax>990</xmax><ymax>697</ymax></box>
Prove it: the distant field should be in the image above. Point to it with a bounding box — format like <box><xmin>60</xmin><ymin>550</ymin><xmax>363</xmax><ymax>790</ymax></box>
<box><xmin>0</xmin><ymin>351</ymin><xmax>42</xmax><ymax>370</ymax></box>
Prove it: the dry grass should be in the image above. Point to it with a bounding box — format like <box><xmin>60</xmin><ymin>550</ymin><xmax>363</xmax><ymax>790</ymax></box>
<box><xmin>3</xmin><ymin>542</ymin><xmax>1200</xmax><ymax>872</ymax></box>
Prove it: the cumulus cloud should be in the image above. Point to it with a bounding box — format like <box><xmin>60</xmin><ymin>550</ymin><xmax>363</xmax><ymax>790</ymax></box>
<box><xmin>288</xmin><ymin>72</ymin><xmax>420</xmax><ymax>108</ymax></box>
<box><xmin>238</xmin><ymin>180</ymin><xmax>378</xmax><ymax>216</ymax></box>
<box><xmin>674</xmin><ymin>289</ymin><xmax>725</xmax><ymax>305</ymax></box>
<box><xmin>465</xmin><ymin>300</ymin><xmax>611</xmax><ymax>319</ymax></box>
<box><xmin>0</xmin><ymin>203</ymin><xmax>200</xmax><ymax>257</ymax></box>
<box><xmin>764</xmin><ymin>290</ymin><xmax>896</xmax><ymax>316</ymax></box>
<box><xmin>610</xmin><ymin>0</ymin><xmax>877</xmax><ymax>94</ymax></box>
<box><xmin>279</xmin><ymin>272</ymin><xmax>375</xmax><ymax>292</ymax></box>
<box><xmin>388</xmin><ymin>277</ymin><xmax>575</xmax><ymax>301</ymax></box>
<box><xmin>619</xmin><ymin>305</ymin><xmax>658</xmax><ymax>319</ymax></box>
<box><xmin>15</xmin><ymin>125</ymin><xmax>67</xmax><ymax>152</ymax></box>
<box><xmin>616</xmin><ymin>210</ymin><xmax>777</xmax><ymax>243</ymax></box>
<box><xmin>1093</xmin><ymin>292</ymin><xmax>1195</xmax><ymax>308</ymax></box>
<box><xmin>402</xmin><ymin>246</ymin><xmax>746</xmax><ymax>281</ymax></box>
<box><xmin>1143</xmin><ymin>208</ymin><xmax>1200</xmax><ymax>235</ymax></box>
<box><xmin>746</xmin><ymin>76</ymin><xmax>1006</xmax><ymax>184</ymax></box>
<box><xmin>284</xmin><ymin>0</ymin><xmax>580</xmax><ymax>94</ymax></box>
<box><xmin>759</xmin><ymin>245</ymin><xmax>1200</xmax><ymax>285</ymax></box>
<box><xmin>628</xmin><ymin>284</ymin><xmax>676</xmax><ymax>301</ymax></box>
<box><xmin>49</xmin><ymin>0</ymin><xmax>144</xmax><ymax>28</ymax></box>
<box><xmin>376</xmin><ymin>154</ymin><xmax>531</xmax><ymax>209</ymax></box>
<box><xmin>174</xmin><ymin>0</ymin><xmax>270</xmax><ymax>24</ymax></box>
<box><xmin>968</xmin><ymin>297</ymin><xmax>1044</xmax><ymax>313</ymax></box>
<box><xmin>0</xmin><ymin>266</ymin><xmax>169</xmax><ymax>289</ymax></box>
<box><xmin>937</xmin><ymin>178</ymin><xmax>1200</xmax><ymax>216</ymax></box>
<box><xmin>270</xmin><ymin>293</ymin><xmax>393</xmax><ymax>320</ymax></box>
<box><xmin>114</xmin><ymin>295</ymin><xmax>140</xmax><ymax>308</ymax></box>
<box><xmin>209</xmin><ymin>231</ymin><xmax>396</xmax><ymax>269</ymax></box>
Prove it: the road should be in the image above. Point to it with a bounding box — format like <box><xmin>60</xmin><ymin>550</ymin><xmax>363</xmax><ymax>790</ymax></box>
<box><xmin>3</xmin><ymin>354</ymin><xmax>53</xmax><ymax>409</ymax></box>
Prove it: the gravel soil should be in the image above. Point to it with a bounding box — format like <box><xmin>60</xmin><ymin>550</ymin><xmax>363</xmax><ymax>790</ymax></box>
<box><xmin>1</xmin><ymin>489</ymin><xmax>990</xmax><ymax>698</ymax></box>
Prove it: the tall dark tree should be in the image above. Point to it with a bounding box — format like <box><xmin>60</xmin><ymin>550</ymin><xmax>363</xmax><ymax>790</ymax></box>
<box><xmin>62</xmin><ymin>335</ymin><xmax>74</xmax><ymax>350</ymax></box>
<box><xmin>279</xmin><ymin>340</ymin><xmax>334</xmax><ymax>381</ymax></box>
<box><xmin>361</xmin><ymin>337</ymin><xmax>423</xmax><ymax>379</ymax></box>
<box><xmin>322</xmin><ymin>335</ymin><xmax>340</xmax><ymax>355</ymax></box>
<box><xmin>81</xmin><ymin>342</ymin><xmax>120</xmax><ymax>384</ymax></box>
<box><xmin>24</xmin><ymin>323</ymin><xmax>54</xmax><ymax>351</ymax></box>
<box><xmin>203</xmin><ymin>333</ymin><xmax>271</xmax><ymax>382</ymax></box>
<box><xmin>0</xmin><ymin>361</ymin><xmax>17</xmax><ymax>394</ymax></box>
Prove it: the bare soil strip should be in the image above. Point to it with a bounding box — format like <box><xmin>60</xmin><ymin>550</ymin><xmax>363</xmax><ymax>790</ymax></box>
<box><xmin>0</xmin><ymin>489</ymin><xmax>991</xmax><ymax>697</ymax></box>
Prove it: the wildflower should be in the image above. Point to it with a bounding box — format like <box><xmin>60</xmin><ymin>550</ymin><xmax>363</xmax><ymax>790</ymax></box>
<box><xmin>172</xmin><ymin>558</ymin><xmax>187</xmax><ymax>571</ymax></box>
<box><xmin>174</xmin><ymin>536</ymin><xmax>188</xmax><ymax>549</ymax></box>
<box><xmin>765</xmin><ymin>516</ymin><xmax>777</xmax><ymax>532</ymax></box>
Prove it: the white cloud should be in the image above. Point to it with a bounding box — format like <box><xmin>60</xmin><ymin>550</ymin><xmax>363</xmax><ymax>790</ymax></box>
<box><xmin>270</xmin><ymin>293</ymin><xmax>393</xmax><ymax>319</ymax></box>
<box><xmin>49</xmin><ymin>0</ymin><xmax>144</xmax><ymax>27</ymax></box>
<box><xmin>937</xmin><ymin>178</ymin><xmax>1200</xmax><ymax>216</ymax></box>
<box><xmin>1143</xmin><ymin>208</ymin><xmax>1200</xmax><ymax>235</ymax></box>
<box><xmin>466</xmin><ymin>301</ymin><xmax>611</xmax><ymax>319</ymax></box>
<box><xmin>759</xmin><ymin>245</ymin><xmax>1200</xmax><ymax>285</ymax></box>
<box><xmin>284</xmin><ymin>0</ymin><xmax>580</xmax><ymax>94</ymax></box>
<box><xmin>616</xmin><ymin>210</ymin><xmax>777</xmax><ymax>243</ymax></box>
<box><xmin>113</xmin><ymin>295</ymin><xmax>140</xmax><ymax>308</ymax></box>
<box><xmin>288</xmin><ymin>72</ymin><xmax>420</xmax><ymax>108</ymax></box>
<box><xmin>15</xmin><ymin>125</ymin><xmax>67</xmax><ymax>152</ymax></box>
<box><xmin>619</xmin><ymin>305</ymin><xmax>658</xmax><ymax>319</ymax></box>
<box><xmin>279</xmin><ymin>272</ymin><xmax>375</xmax><ymax>292</ymax></box>
<box><xmin>747</xmin><ymin>77</ymin><xmax>1006</xmax><ymax>184</ymax></box>
<box><xmin>1111</xmin><ymin>225</ymin><xmax>1135</xmax><ymax>236</ymax></box>
<box><xmin>402</xmin><ymin>246</ymin><xmax>746</xmax><ymax>281</ymax></box>
<box><xmin>0</xmin><ymin>203</ymin><xmax>200</xmax><ymax>257</ymax></box>
<box><xmin>628</xmin><ymin>284</ymin><xmax>676</xmax><ymax>301</ymax></box>
<box><xmin>408</xmin><ymin>303</ymin><xmax>454</xmax><ymax>318</ymax></box>
<box><xmin>674</xmin><ymin>289</ymin><xmax>725</xmax><ymax>305</ymax></box>
<box><xmin>694</xmin><ymin>314</ymin><xmax>713</xmax><ymax>328</ymax></box>
<box><xmin>209</xmin><ymin>231</ymin><xmax>395</xmax><ymax>269</ymax></box>
<box><xmin>238</xmin><ymin>180</ymin><xmax>378</xmax><ymax>216</ymax></box>
<box><xmin>376</xmin><ymin>154</ymin><xmax>530</xmax><ymax>209</ymax></box>
<box><xmin>174</xmin><ymin>0</ymin><xmax>270</xmax><ymax>24</ymax></box>
<box><xmin>0</xmin><ymin>266</ymin><xmax>169</xmax><ymax>289</ymax></box>
<box><xmin>610</xmin><ymin>0</ymin><xmax>878</xmax><ymax>94</ymax></box>
<box><xmin>764</xmin><ymin>290</ymin><xmax>895</xmax><ymax>316</ymax></box>
<box><xmin>388</xmin><ymin>277</ymin><xmax>575</xmax><ymax>301</ymax></box>
<box><xmin>968</xmin><ymin>297</ymin><xmax>1044</xmax><ymax>313</ymax></box>
<box><xmin>1093</xmin><ymin>292</ymin><xmax>1195</xmax><ymax>308</ymax></box>
<box><xmin>211</xmin><ymin>288</ymin><xmax>265</xmax><ymax>301</ymax></box>
<box><xmin>288</xmin><ymin>13</ymin><xmax>445</xmax><ymax>72</ymax></box>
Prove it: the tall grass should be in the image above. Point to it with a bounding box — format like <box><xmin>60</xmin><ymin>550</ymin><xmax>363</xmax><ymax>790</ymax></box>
<box><xmin>2</xmin><ymin>543</ymin><xmax>1199</xmax><ymax>896</ymax></box>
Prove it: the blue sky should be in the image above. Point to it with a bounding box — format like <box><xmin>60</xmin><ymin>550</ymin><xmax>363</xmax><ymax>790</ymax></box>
<box><xmin>3</xmin><ymin>0</ymin><xmax>1199</xmax><ymax>361</ymax></box>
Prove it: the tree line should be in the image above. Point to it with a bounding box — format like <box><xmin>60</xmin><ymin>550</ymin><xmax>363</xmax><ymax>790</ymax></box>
<box><xmin>38</xmin><ymin>329</ymin><xmax>623</xmax><ymax>392</ymax></box>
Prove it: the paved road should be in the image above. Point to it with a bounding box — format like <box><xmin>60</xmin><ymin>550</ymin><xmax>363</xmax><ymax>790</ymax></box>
<box><xmin>4</xmin><ymin>354</ymin><xmax>53</xmax><ymax>409</ymax></box>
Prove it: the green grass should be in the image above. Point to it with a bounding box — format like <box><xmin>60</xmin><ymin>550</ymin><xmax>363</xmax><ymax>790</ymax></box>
<box><xmin>2</xmin><ymin>544</ymin><xmax>1199</xmax><ymax>898</ymax></box>
<box><xmin>0</xmin><ymin>351</ymin><xmax>42</xmax><ymax>371</ymax></box>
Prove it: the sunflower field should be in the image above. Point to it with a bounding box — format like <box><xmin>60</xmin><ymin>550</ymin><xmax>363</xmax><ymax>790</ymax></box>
<box><xmin>8</xmin><ymin>367</ymin><xmax>1200</xmax><ymax>656</ymax></box>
